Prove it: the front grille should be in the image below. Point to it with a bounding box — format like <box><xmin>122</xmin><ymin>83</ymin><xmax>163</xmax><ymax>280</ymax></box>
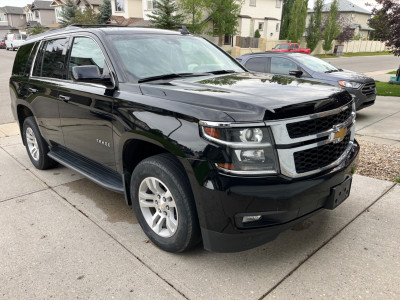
<box><xmin>362</xmin><ymin>82</ymin><xmax>376</xmax><ymax>96</ymax></box>
<box><xmin>286</xmin><ymin>105</ymin><xmax>352</xmax><ymax>139</ymax></box>
<box><xmin>293</xmin><ymin>134</ymin><xmax>351</xmax><ymax>174</ymax></box>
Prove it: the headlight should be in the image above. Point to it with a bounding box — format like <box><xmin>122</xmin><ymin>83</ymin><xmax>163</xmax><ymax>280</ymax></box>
<box><xmin>200</xmin><ymin>123</ymin><xmax>279</xmax><ymax>175</ymax></box>
<box><xmin>338</xmin><ymin>81</ymin><xmax>362</xmax><ymax>89</ymax></box>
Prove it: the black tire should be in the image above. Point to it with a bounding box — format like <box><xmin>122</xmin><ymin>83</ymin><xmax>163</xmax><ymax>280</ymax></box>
<box><xmin>130</xmin><ymin>153</ymin><xmax>201</xmax><ymax>253</ymax></box>
<box><xmin>22</xmin><ymin>116</ymin><xmax>57</xmax><ymax>170</ymax></box>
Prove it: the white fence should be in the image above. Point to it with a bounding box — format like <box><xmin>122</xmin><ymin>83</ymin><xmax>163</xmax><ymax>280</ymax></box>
<box><xmin>231</xmin><ymin>38</ymin><xmax>388</xmax><ymax>57</ymax></box>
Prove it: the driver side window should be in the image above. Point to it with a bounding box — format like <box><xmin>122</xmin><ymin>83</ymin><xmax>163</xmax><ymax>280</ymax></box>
<box><xmin>68</xmin><ymin>37</ymin><xmax>108</xmax><ymax>80</ymax></box>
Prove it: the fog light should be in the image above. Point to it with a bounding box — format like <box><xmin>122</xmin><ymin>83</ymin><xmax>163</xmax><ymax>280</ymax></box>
<box><xmin>242</xmin><ymin>215</ymin><xmax>262</xmax><ymax>223</ymax></box>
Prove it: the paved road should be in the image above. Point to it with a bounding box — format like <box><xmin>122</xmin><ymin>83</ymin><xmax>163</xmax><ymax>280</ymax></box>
<box><xmin>323</xmin><ymin>54</ymin><xmax>400</xmax><ymax>74</ymax></box>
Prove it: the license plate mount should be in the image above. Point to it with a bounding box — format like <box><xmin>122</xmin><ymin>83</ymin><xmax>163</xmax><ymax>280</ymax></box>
<box><xmin>325</xmin><ymin>177</ymin><xmax>352</xmax><ymax>210</ymax></box>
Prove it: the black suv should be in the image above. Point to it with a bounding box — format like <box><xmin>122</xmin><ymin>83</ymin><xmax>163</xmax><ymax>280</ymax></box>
<box><xmin>10</xmin><ymin>26</ymin><xmax>359</xmax><ymax>253</ymax></box>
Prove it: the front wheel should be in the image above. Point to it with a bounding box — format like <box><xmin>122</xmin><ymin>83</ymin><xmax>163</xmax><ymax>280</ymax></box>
<box><xmin>130</xmin><ymin>154</ymin><xmax>201</xmax><ymax>252</ymax></box>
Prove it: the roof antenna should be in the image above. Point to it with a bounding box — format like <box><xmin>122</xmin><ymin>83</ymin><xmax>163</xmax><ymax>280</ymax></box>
<box><xmin>180</xmin><ymin>25</ymin><xmax>190</xmax><ymax>35</ymax></box>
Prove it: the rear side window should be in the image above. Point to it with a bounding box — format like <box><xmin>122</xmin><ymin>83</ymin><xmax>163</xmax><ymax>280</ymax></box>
<box><xmin>33</xmin><ymin>38</ymin><xmax>68</xmax><ymax>79</ymax></box>
<box><xmin>12</xmin><ymin>42</ymin><xmax>38</xmax><ymax>76</ymax></box>
<box><xmin>245</xmin><ymin>57</ymin><xmax>267</xmax><ymax>73</ymax></box>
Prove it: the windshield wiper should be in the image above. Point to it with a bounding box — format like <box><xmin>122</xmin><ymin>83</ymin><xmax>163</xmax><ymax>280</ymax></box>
<box><xmin>208</xmin><ymin>70</ymin><xmax>237</xmax><ymax>75</ymax></box>
<box><xmin>325</xmin><ymin>69</ymin><xmax>340</xmax><ymax>73</ymax></box>
<box><xmin>138</xmin><ymin>72</ymin><xmax>210</xmax><ymax>83</ymax></box>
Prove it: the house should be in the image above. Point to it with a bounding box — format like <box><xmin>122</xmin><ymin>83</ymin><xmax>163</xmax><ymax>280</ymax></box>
<box><xmin>109</xmin><ymin>0</ymin><xmax>283</xmax><ymax>43</ymax></box>
<box><xmin>50</xmin><ymin>0</ymin><xmax>66</xmax><ymax>23</ymax></box>
<box><xmin>237</xmin><ymin>0</ymin><xmax>283</xmax><ymax>41</ymax></box>
<box><xmin>0</xmin><ymin>6</ymin><xmax>27</xmax><ymax>37</ymax></box>
<box><xmin>26</xmin><ymin>1</ymin><xmax>56</xmax><ymax>27</ymax></box>
<box><xmin>109</xmin><ymin>0</ymin><xmax>154</xmax><ymax>27</ymax></box>
<box><xmin>307</xmin><ymin>0</ymin><xmax>374</xmax><ymax>40</ymax></box>
<box><xmin>76</xmin><ymin>0</ymin><xmax>103</xmax><ymax>13</ymax></box>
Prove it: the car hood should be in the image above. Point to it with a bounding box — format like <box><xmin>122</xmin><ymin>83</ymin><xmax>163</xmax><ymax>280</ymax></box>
<box><xmin>314</xmin><ymin>69</ymin><xmax>374</xmax><ymax>83</ymax></box>
<box><xmin>139</xmin><ymin>72</ymin><xmax>352</xmax><ymax>122</ymax></box>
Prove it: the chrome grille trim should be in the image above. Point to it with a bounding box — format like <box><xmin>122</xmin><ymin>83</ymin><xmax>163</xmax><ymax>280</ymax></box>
<box><xmin>267</xmin><ymin>102</ymin><xmax>356</xmax><ymax>178</ymax></box>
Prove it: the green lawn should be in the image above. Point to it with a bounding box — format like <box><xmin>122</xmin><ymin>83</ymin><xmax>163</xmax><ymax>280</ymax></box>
<box><xmin>387</xmin><ymin>71</ymin><xmax>397</xmax><ymax>74</ymax></box>
<box><xmin>376</xmin><ymin>81</ymin><xmax>400</xmax><ymax>97</ymax></box>
<box><xmin>315</xmin><ymin>51</ymin><xmax>390</xmax><ymax>59</ymax></box>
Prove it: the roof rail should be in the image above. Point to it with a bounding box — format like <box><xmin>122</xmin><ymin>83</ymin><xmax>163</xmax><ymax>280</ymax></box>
<box><xmin>69</xmin><ymin>23</ymin><xmax>124</xmax><ymax>27</ymax></box>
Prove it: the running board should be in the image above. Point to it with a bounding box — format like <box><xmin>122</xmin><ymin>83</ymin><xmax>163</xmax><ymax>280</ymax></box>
<box><xmin>48</xmin><ymin>147</ymin><xmax>125</xmax><ymax>194</ymax></box>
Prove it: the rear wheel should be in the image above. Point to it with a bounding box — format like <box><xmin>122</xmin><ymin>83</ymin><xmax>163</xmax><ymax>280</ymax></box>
<box><xmin>130</xmin><ymin>154</ymin><xmax>201</xmax><ymax>252</ymax></box>
<box><xmin>22</xmin><ymin>116</ymin><xmax>57</xmax><ymax>170</ymax></box>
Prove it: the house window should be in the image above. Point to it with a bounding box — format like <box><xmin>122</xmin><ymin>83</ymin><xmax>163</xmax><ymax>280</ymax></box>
<box><xmin>147</xmin><ymin>0</ymin><xmax>157</xmax><ymax>10</ymax></box>
<box><xmin>224</xmin><ymin>35</ymin><xmax>232</xmax><ymax>45</ymax></box>
<box><xmin>0</xmin><ymin>14</ymin><xmax>5</xmax><ymax>21</ymax></box>
<box><xmin>35</xmin><ymin>11</ymin><xmax>39</xmax><ymax>18</ymax></box>
<box><xmin>258</xmin><ymin>23</ymin><xmax>263</xmax><ymax>31</ymax></box>
<box><xmin>56</xmin><ymin>7</ymin><xmax>62</xmax><ymax>19</ymax></box>
<box><xmin>276</xmin><ymin>23</ymin><xmax>279</xmax><ymax>32</ymax></box>
<box><xmin>250</xmin><ymin>0</ymin><xmax>256</xmax><ymax>6</ymax></box>
<box><xmin>115</xmin><ymin>0</ymin><xmax>125</xmax><ymax>12</ymax></box>
<box><xmin>276</xmin><ymin>0</ymin><xmax>282</xmax><ymax>7</ymax></box>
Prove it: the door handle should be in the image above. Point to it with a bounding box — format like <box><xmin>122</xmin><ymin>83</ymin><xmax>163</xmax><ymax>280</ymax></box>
<box><xmin>59</xmin><ymin>95</ymin><xmax>71</xmax><ymax>102</ymax></box>
<box><xmin>28</xmin><ymin>88</ymin><xmax>38</xmax><ymax>93</ymax></box>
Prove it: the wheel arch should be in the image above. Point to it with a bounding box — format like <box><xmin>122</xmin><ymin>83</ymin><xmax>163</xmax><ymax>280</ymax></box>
<box><xmin>120</xmin><ymin>137</ymin><xmax>191</xmax><ymax>206</ymax></box>
<box><xmin>17</xmin><ymin>104</ymin><xmax>34</xmax><ymax>145</ymax></box>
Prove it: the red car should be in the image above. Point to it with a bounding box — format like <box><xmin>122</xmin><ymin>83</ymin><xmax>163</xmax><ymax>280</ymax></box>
<box><xmin>269</xmin><ymin>43</ymin><xmax>311</xmax><ymax>54</ymax></box>
<box><xmin>0</xmin><ymin>39</ymin><xmax>5</xmax><ymax>49</ymax></box>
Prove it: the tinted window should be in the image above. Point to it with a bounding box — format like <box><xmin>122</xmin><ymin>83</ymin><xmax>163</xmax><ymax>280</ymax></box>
<box><xmin>295</xmin><ymin>44</ymin><xmax>299</xmax><ymax>49</ymax></box>
<box><xmin>33</xmin><ymin>38</ymin><xmax>68</xmax><ymax>79</ymax></box>
<box><xmin>292</xmin><ymin>54</ymin><xmax>339</xmax><ymax>73</ymax></box>
<box><xmin>68</xmin><ymin>37</ymin><xmax>107</xmax><ymax>80</ymax></box>
<box><xmin>270</xmin><ymin>57</ymin><xmax>298</xmax><ymax>75</ymax></box>
<box><xmin>12</xmin><ymin>42</ymin><xmax>38</xmax><ymax>76</ymax></box>
<box><xmin>289</xmin><ymin>44</ymin><xmax>294</xmax><ymax>50</ymax></box>
<box><xmin>245</xmin><ymin>57</ymin><xmax>266</xmax><ymax>73</ymax></box>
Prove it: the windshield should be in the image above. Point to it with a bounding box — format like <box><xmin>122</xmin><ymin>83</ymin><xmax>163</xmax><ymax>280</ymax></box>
<box><xmin>274</xmin><ymin>44</ymin><xmax>289</xmax><ymax>50</ymax></box>
<box><xmin>108</xmin><ymin>34</ymin><xmax>244</xmax><ymax>81</ymax></box>
<box><xmin>294</xmin><ymin>54</ymin><xmax>339</xmax><ymax>73</ymax></box>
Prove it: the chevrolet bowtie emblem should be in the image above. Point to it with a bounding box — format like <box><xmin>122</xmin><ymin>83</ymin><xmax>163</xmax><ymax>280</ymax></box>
<box><xmin>329</xmin><ymin>126</ymin><xmax>347</xmax><ymax>144</ymax></box>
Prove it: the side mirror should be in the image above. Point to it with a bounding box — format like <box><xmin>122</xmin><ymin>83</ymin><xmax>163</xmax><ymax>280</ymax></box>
<box><xmin>72</xmin><ymin>65</ymin><xmax>115</xmax><ymax>89</ymax></box>
<box><xmin>289</xmin><ymin>70</ymin><xmax>303</xmax><ymax>78</ymax></box>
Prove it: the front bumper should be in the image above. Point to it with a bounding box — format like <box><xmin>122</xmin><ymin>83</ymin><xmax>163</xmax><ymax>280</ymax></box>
<box><xmin>187</xmin><ymin>140</ymin><xmax>359</xmax><ymax>252</ymax></box>
<box><xmin>347</xmin><ymin>87</ymin><xmax>376</xmax><ymax>110</ymax></box>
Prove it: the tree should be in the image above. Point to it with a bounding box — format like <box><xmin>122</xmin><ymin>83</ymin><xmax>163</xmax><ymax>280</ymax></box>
<box><xmin>336</xmin><ymin>15</ymin><xmax>354</xmax><ymax>44</ymax></box>
<box><xmin>280</xmin><ymin>0</ymin><xmax>295</xmax><ymax>40</ymax></box>
<box><xmin>28</xmin><ymin>23</ymin><xmax>47</xmax><ymax>35</ymax></box>
<box><xmin>287</xmin><ymin>0</ymin><xmax>308</xmax><ymax>44</ymax></box>
<box><xmin>306</xmin><ymin>0</ymin><xmax>323</xmax><ymax>53</ymax></box>
<box><xmin>59</xmin><ymin>0</ymin><xmax>78</xmax><ymax>27</ymax></box>
<box><xmin>179</xmin><ymin>0</ymin><xmax>207</xmax><ymax>34</ymax></box>
<box><xmin>322</xmin><ymin>0</ymin><xmax>340</xmax><ymax>53</ymax></box>
<box><xmin>254</xmin><ymin>29</ymin><xmax>261</xmax><ymax>38</ymax></box>
<box><xmin>369</xmin><ymin>0</ymin><xmax>399</xmax><ymax>55</ymax></box>
<box><xmin>74</xmin><ymin>7</ymin><xmax>99</xmax><ymax>24</ymax></box>
<box><xmin>148</xmin><ymin>0</ymin><xmax>185</xmax><ymax>30</ymax></box>
<box><xmin>98</xmin><ymin>0</ymin><xmax>112</xmax><ymax>24</ymax></box>
<box><xmin>206</xmin><ymin>0</ymin><xmax>243</xmax><ymax>46</ymax></box>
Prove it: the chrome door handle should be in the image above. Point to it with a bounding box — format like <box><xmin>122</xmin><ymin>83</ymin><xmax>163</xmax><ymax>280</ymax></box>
<box><xmin>59</xmin><ymin>95</ymin><xmax>71</xmax><ymax>102</ymax></box>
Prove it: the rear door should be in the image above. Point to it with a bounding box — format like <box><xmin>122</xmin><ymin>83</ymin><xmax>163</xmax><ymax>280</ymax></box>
<box><xmin>28</xmin><ymin>37</ymin><xmax>69</xmax><ymax>146</ymax></box>
<box><xmin>58</xmin><ymin>35</ymin><xmax>116</xmax><ymax>169</ymax></box>
<box><xmin>243</xmin><ymin>56</ymin><xmax>268</xmax><ymax>73</ymax></box>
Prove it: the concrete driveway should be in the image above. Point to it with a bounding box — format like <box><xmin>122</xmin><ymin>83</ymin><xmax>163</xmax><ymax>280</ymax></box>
<box><xmin>1</xmin><ymin>50</ymin><xmax>399</xmax><ymax>299</ymax></box>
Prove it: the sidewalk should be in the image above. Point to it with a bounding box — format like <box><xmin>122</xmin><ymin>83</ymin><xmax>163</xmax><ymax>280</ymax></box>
<box><xmin>0</xmin><ymin>103</ymin><xmax>399</xmax><ymax>298</ymax></box>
